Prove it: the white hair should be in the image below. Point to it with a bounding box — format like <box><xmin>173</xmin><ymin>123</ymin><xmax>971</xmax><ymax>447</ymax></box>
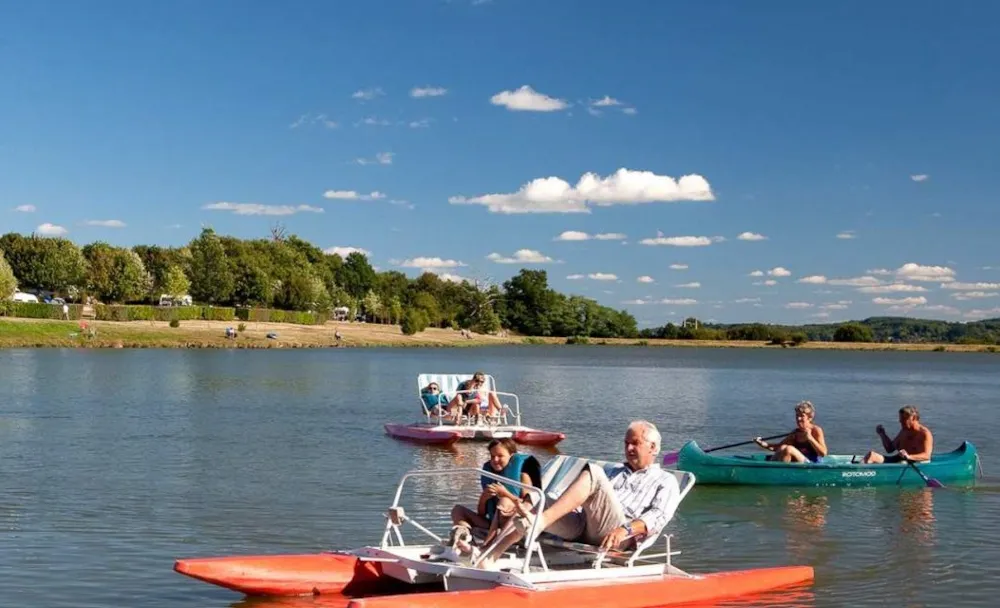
<box><xmin>628</xmin><ymin>420</ymin><xmax>661</xmax><ymax>455</ymax></box>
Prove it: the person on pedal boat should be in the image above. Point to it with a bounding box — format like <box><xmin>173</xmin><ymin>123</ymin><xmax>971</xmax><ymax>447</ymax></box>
<box><xmin>753</xmin><ymin>400</ymin><xmax>828</xmax><ymax>463</ymax></box>
<box><xmin>862</xmin><ymin>405</ymin><xmax>933</xmax><ymax>464</ymax></box>
<box><xmin>451</xmin><ymin>438</ymin><xmax>542</xmax><ymax>546</ymax></box>
<box><xmin>447</xmin><ymin>371</ymin><xmax>503</xmax><ymax>423</ymax></box>
<box><xmin>479</xmin><ymin>420</ymin><xmax>680</xmax><ymax>567</ymax></box>
<box><xmin>420</xmin><ymin>382</ymin><xmax>454</xmax><ymax>419</ymax></box>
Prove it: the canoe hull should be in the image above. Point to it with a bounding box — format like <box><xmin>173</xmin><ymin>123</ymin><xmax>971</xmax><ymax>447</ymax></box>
<box><xmin>675</xmin><ymin>440</ymin><xmax>979</xmax><ymax>486</ymax></box>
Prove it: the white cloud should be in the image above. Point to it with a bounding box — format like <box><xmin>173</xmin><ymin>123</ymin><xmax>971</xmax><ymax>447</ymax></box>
<box><xmin>910</xmin><ymin>174</ymin><xmax>929</xmax><ymax>182</ymax></box>
<box><xmin>487</xmin><ymin>249</ymin><xmax>554</xmax><ymax>264</ymax></box>
<box><xmin>324</xmin><ymin>246</ymin><xmax>370</xmax><ymax>257</ymax></box>
<box><xmin>451</xmin><ymin>169</ymin><xmax>714</xmax><ymax>214</ymax></box>
<box><xmin>555</xmin><ymin>230</ymin><xmax>590</xmax><ymax>241</ymax></box>
<box><xmin>202</xmin><ymin>202</ymin><xmax>323</xmax><ymax>216</ymax></box>
<box><xmin>836</xmin><ymin>231</ymin><xmax>857</xmax><ymax>240</ymax></box>
<box><xmin>490</xmin><ymin>85</ymin><xmax>568</xmax><ymax>112</ymax></box>
<box><xmin>820</xmin><ymin>302</ymin><xmax>850</xmax><ymax>310</ymax></box>
<box><xmin>785</xmin><ymin>302</ymin><xmax>813</xmax><ymax>309</ymax></box>
<box><xmin>566</xmin><ymin>274</ymin><xmax>585</xmax><ymax>280</ymax></box>
<box><xmin>591</xmin><ymin>96</ymin><xmax>622</xmax><ymax>107</ymax></box>
<box><xmin>873</xmin><ymin>296</ymin><xmax>927</xmax><ymax>306</ymax></box>
<box><xmin>623</xmin><ymin>299</ymin><xmax>650</xmax><ymax>305</ymax></box>
<box><xmin>670</xmin><ymin>264</ymin><xmax>688</xmax><ymax>270</ymax></box>
<box><xmin>356</xmin><ymin>152</ymin><xmax>394</xmax><ymax>166</ymax></box>
<box><xmin>941</xmin><ymin>282</ymin><xmax>1000</xmax><ymax>290</ymax></box>
<box><xmin>828</xmin><ymin>276</ymin><xmax>882</xmax><ymax>287</ymax></box>
<box><xmin>811</xmin><ymin>312</ymin><xmax>831</xmax><ymax>319</ymax></box>
<box><xmin>952</xmin><ymin>291</ymin><xmax>999</xmax><ymax>300</ymax></box>
<box><xmin>323</xmin><ymin>190</ymin><xmax>386</xmax><ymax>201</ymax></box>
<box><xmin>637</xmin><ymin>276</ymin><xmax>655</xmax><ymax>283</ymax></box>
<box><xmin>438</xmin><ymin>273</ymin><xmax>470</xmax><ymax>284</ymax></box>
<box><xmin>798</xmin><ymin>275</ymin><xmax>828</xmax><ymax>284</ymax></box>
<box><xmin>357</xmin><ymin>116</ymin><xmax>391</xmax><ymax>127</ymax></box>
<box><xmin>752</xmin><ymin>280</ymin><xmax>778</xmax><ymax>286</ymax></box>
<box><xmin>289</xmin><ymin>113</ymin><xmax>338</xmax><ymax>129</ymax></box>
<box><xmin>749</xmin><ymin>270</ymin><xmax>765</xmax><ymax>277</ymax></box>
<box><xmin>399</xmin><ymin>257</ymin><xmax>466</xmax><ymax>269</ymax></box>
<box><xmin>734</xmin><ymin>298</ymin><xmax>761</xmax><ymax>304</ymax></box>
<box><xmin>660</xmin><ymin>298</ymin><xmax>698</xmax><ymax>305</ymax></box>
<box><xmin>84</xmin><ymin>219</ymin><xmax>126</xmax><ymax>228</ymax></box>
<box><xmin>676</xmin><ymin>282</ymin><xmax>701</xmax><ymax>288</ymax></box>
<box><xmin>595</xmin><ymin>232</ymin><xmax>627</xmax><ymax>240</ymax></box>
<box><xmin>36</xmin><ymin>223</ymin><xmax>67</xmax><ymax>236</ymax></box>
<box><xmin>588</xmin><ymin>273</ymin><xmax>618</xmax><ymax>281</ymax></box>
<box><xmin>965</xmin><ymin>307</ymin><xmax>1000</xmax><ymax>319</ymax></box>
<box><xmin>923</xmin><ymin>305</ymin><xmax>961</xmax><ymax>315</ymax></box>
<box><xmin>641</xmin><ymin>236</ymin><xmax>720</xmax><ymax>247</ymax></box>
<box><xmin>857</xmin><ymin>283</ymin><xmax>927</xmax><ymax>294</ymax></box>
<box><xmin>768</xmin><ymin>267</ymin><xmax>791</xmax><ymax>277</ymax></box>
<box><xmin>622</xmin><ymin>107</ymin><xmax>637</xmax><ymax>115</ymax></box>
<box><xmin>408</xmin><ymin>118</ymin><xmax>432</xmax><ymax>129</ymax></box>
<box><xmin>410</xmin><ymin>86</ymin><xmax>447</xmax><ymax>98</ymax></box>
<box><xmin>895</xmin><ymin>263</ymin><xmax>955</xmax><ymax>283</ymax></box>
<box><xmin>352</xmin><ymin>87</ymin><xmax>384</xmax><ymax>101</ymax></box>
<box><xmin>14</xmin><ymin>204</ymin><xmax>36</xmax><ymax>212</ymax></box>
<box><xmin>867</xmin><ymin>268</ymin><xmax>893</xmax><ymax>276</ymax></box>
<box><xmin>737</xmin><ymin>232</ymin><xmax>767</xmax><ymax>241</ymax></box>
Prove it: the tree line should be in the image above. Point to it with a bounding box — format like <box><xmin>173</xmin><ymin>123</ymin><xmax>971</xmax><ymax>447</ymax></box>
<box><xmin>0</xmin><ymin>229</ymin><xmax>638</xmax><ymax>337</ymax></box>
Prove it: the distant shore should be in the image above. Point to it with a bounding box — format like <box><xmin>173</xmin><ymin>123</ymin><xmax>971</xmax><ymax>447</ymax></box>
<box><xmin>0</xmin><ymin>318</ymin><xmax>996</xmax><ymax>352</ymax></box>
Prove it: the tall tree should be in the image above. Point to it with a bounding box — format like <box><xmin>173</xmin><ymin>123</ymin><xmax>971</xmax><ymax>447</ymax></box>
<box><xmin>188</xmin><ymin>228</ymin><xmax>234</xmax><ymax>304</ymax></box>
<box><xmin>0</xmin><ymin>250</ymin><xmax>17</xmax><ymax>299</ymax></box>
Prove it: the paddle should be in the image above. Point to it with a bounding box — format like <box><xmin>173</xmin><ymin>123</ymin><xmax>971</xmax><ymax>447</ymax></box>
<box><xmin>904</xmin><ymin>459</ymin><xmax>945</xmax><ymax>489</ymax></box>
<box><xmin>662</xmin><ymin>432</ymin><xmax>790</xmax><ymax>467</ymax></box>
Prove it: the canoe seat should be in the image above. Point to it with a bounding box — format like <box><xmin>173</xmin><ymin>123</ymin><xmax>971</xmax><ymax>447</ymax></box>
<box><xmin>416</xmin><ymin>373</ymin><xmax>516</xmax><ymax>424</ymax></box>
<box><xmin>533</xmin><ymin>455</ymin><xmax>696</xmax><ymax>567</ymax></box>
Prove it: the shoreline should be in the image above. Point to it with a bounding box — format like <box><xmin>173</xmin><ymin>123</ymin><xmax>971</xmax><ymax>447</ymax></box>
<box><xmin>0</xmin><ymin>318</ymin><xmax>996</xmax><ymax>352</ymax></box>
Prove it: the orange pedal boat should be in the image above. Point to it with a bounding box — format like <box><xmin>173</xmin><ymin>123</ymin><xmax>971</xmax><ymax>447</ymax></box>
<box><xmin>175</xmin><ymin>458</ymin><xmax>814</xmax><ymax>607</ymax></box>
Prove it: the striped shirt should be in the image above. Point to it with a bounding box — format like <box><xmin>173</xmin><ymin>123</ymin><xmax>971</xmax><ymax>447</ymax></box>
<box><xmin>606</xmin><ymin>463</ymin><xmax>680</xmax><ymax>538</ymax></box>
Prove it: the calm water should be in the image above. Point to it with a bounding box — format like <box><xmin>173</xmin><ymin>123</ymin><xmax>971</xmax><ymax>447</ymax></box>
<box><xmin>1</xmin><ymin>346</ymin><xmax>998</xmax><ymax>607</ymax></box>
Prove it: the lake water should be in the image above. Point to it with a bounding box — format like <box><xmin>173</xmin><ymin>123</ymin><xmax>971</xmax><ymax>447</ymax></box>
<box><xmin>1</xmin><ymin>346</ymin><xmax>998</xmax><ymax>607</ymax></box>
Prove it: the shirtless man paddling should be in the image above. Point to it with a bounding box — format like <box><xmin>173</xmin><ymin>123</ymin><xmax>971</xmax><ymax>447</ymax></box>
<box><xmin>862</xmin><ymin>405</ymin><xmax>933</xmax><ymax>464</ymax></box>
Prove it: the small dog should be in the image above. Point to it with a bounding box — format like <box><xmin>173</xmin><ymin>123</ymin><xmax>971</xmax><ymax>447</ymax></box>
<box><xmin>430</xmin><ymin>523</ymin><xmax>480</xmax><ymax>565</ymax></box>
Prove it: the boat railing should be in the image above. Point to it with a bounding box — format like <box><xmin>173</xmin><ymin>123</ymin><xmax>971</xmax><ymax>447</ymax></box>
<box><xmin>422</xmin><ymin>389</ymin><xmax>522</xmax><ymax>426</ymax></box>
<box><xmin>380</xmin><ymin>467</ymin><xmax>546</xmax><ymax>574</ymax></box>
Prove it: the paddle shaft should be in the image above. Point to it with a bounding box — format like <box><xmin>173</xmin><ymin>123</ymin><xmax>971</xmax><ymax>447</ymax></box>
<box><xmin>906</xmin><ymin>459</ymin><xmax>945</xmax><ymax>488</ymax></box>
<box><xmin>706</xmin><ymin>432</ymin><xmax>791</xmax><ymax>454</ymax></box>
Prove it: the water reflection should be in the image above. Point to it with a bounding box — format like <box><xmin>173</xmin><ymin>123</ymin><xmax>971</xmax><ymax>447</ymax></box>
<box><xmin>783</xmin><ymin>493</ymin><xmax>829</xmax><ymax>563</ymax></box>
<box><xmin>898</xmin><ymin>489</ymin><xmax>936</xmax><ymax>547</ymax></box>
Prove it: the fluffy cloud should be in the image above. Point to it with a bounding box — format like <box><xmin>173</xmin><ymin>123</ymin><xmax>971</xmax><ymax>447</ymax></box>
<box><xmin>356</xmin><ymin>152</ymin><xmax>394</xmax><ymax>166</ymax></box>
<box><xmin>660</xmin><ymin>298</ymin><xmax>698</xmax><ymax>305</ymax></box>
<box><xmin>768</xmin><ymin>267</ymin><xmax>791</xmax><ymax>277</ymax></box>
<box><xmin>785</xmin><ymin>302</ymin><xmax>813</xmax><ymax>309</ymax></box>
<box><xmin>595</xmin><ymin>232</ymin><xmax>627</xmax><ymax>241</ymax></box>
<box><xmin>749</xmin><ymin>270</ymin><xmax>765</xmax><ymax>277</ymax></box>
<box><xmin>737</xmin><ymin>232</ymin><xmax>767</xmax><ymax>241</ymax></box>
<box><xmin>857</xmin><ymin>283</ymin><xmax>927</xmax><ymax>293</ymax></box>
<box><xmin>566</xmin><ymin>274</ymin><xmax>585</xmax><ymax>280</ymax></box>
<box><xmin>820</xmin><ymin>301</ymin><xmax>852</xmax><ymax>310</ymax></box>
<box><xmin>676</xmin><ymin>282</ymin><xmax>701</xmax><ymax>288</ymax></box>
<box><xmin>36</xmin><ymin>223</ymin><xmax>67</xmax><ymax>236</ymax></box>
<box><xmin>203</xmin><ymin>202</ymin><xmax>323</xmax><ymax>216</ymax></box>
<box><xmin>323</xmin><ymin>190</ymin><xmax>386</xmax><ymax>201</ymax></box>
<box><xmin>555</xmin><ymin>230</ymin><xmax>589</xmax><ymax>241</ymax></box>
<box><xmin>669</xmin><ymin>264</ymin><xmax>688</xmax><ymax>270</ymax></box>
<box><xmin>798</xmin><ymin>275</ymin><xmax>828</xmax><ymax>284</ymax></box>
<box><xmin>895</xmin><ymin>263</ymin><xmax>955</xmax><ymax>283</ymax></box>
<box><xmin>352</xmin><ymin>87</ymin><xmax>384</xmax><ymax>101</ymax></box>
<box><xmin>84</xmin><ymin>219</ymin><xmax>126</xmax><ymax>228</ymax></box>
<box><xmin>753</xmin><ymin>280</ymin><xmax>778</xmax><ymax>286</ymax></box>
<box><xmin>588</xmin><ymin>273</ymin><xmax>618</xmax><ymax>281</ymax></box>
<box><xmin>966</xmin><ymin>307</ymin><xmax>1000</xmax><ymax>319</ymax></box>
<box><xmin>438</xmin><ymin>273</ymin><xmax>469</xmax><ymax>284</ymax></box>
<box><xmin>399</xmin><ymin>257</ymin><xmax>466</xmax><ymax>269</ymax></box>
<box><xmin>408</xmin><ymin>118</ymin><xmax>432</xmax><ymax>129</ymax></box>
<box><xmin>867</xmin><ymin>268</ymin><xmax>894</xmax><ymax>276</ymax></box>
<box><xmin>641</xmin><ymin>236</ymin><xmax>721</xmax><ymax>247</ymax></box>
<box><xmin>490</xmin><ymin>85</ymin><xmax>568</xmax><ymax>111</ymax></box>
<box><xmin>487</xmin><ymin>249</ymin><xmax>554</xmax><ymax>264</ymax></box>
<box><xmin>952</xmin><ymin>291</ymin><xmax>999</xmax><ymax>300</ymax></box>
<box><xmin>734</xmin><ymin>298</ymin><xmax>761</xmax><ymax>304</ymax></box>
<box><xmin>827</xmin><ymin>276</ymin><xmax>882</xmax><ymax>287</ymax></box>
<box><xmin>941</xmin><ymin>282</ymin><xmax>1000</xmax><ymax>290</ymax></box>
<box><xmin>410</xmin><ymin>86</ymin><xmax>447</xmax><ymax>98</ymax></box>
<box><xmin>452</xmin><ymin>169</ymin><xmax>714</xmax><ymax>214</ymax></box>
<box><xmin>836</xmin><ymin>231</ymin><xmax>857</xmax><ymax>240</ymax></box>
<box><xmin>873</xmin><ymin>296</ymin><xmax>928</xmax><ymax>306</ymax></box>
<box><xmin>910</xmin><ymin>174</ymin><xmax>929</xmax><ymax>182</ymax></box>
<box><xmin>637</xmin><ymin>276</ymin><xmax>655</xmax><ymax>283</ymax></box>
<box><xmin>592</xmin><ymin>96</ymin><xmax>621</xmax><ymax>107</ymax></box>
<box><xmin>324</xmin><ymin>246</ymin><xmax>370</xmax><ymax>257</ymax></box>
<box><xmin>289</xmin><ymin>113</ymin><xmax>338</xmax><ymax>129</ymax></box>
<box><xmin>14</xmin><ymin>204</ymin><xmax>36</xmax><ymax>212</ymax></box>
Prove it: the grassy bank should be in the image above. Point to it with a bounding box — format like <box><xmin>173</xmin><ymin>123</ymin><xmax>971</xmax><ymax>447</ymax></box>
<box><xmin>0</xmin><ymin>318</ymin><xmax>996</xmax><ymax>352</ymax></box>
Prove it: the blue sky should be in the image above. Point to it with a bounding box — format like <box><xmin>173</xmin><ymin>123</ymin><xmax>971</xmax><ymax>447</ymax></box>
<box><xmin>2</xmin><ymin>0</ymin><xmax>999</xmax><ymax>326</ymax></box>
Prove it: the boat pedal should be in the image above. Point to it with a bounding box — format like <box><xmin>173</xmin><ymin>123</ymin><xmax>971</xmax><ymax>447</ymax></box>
<box><xmin>387</xmin><ymin>507</ymin><xmax>406</xmax><ymax>525</ymax></box>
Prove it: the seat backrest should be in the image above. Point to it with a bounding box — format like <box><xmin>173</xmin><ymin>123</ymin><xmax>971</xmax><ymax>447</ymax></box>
<box><xmin>539</xmin><ymin>454</ymin><xmax>696</xmax><ymax>527</ymax></box>
<box><xmin>416</xmin><ymin>373</ymin><xmax>496</xmax><ymax>401</ymax></box>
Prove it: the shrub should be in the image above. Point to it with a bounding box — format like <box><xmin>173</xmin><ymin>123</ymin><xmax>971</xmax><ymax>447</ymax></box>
<box><xmin>521</xmin><ymin>337</ymin><xmax>545</xmax><ymax>345</ymax></box>
<box><xmin>791</xmin><ymin>333</ymin><xmax>808</xmax><ymax>346</ymax></box>
<box><xmin>565</xmin><ymin>335</ymin><xmax>590</xmax><ymax>345</ymax></box>
<box><xmin>237</xmin><ymin>322</ymin><xmax>247</xmax><ymax>333</ymax></box>
<box><xmin>10</xmin><ymin>302</ymin><xmax>82</xmax><ymax>319</ymax></box>
<box><xmin>635</xmin><ymin>340</ymin><xmax>649</xmax><ymax>346</ymax></box>
<box><xmin>401</xmin><ymin>309</ymin><xmax>429</xmax><ymax>335</ymax></box>
<box><xmin>203</xmin><ymin>306</ymin><xmax>235</xmax><ymax>322</ymax></box>
<box><xmin>834</xmin><ymin>323</ymin><xmax>874</xmax><ymax>343</ymax></box>
<box><xmin>169</xmin><ymin>319</ymin><xmax>180</xmax><ymax>328</ymax></box>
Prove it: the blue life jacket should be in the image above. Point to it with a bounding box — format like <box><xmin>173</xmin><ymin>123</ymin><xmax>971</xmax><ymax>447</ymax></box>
<box><xmin>480</xmin><ymin>453</ymin><xmax>542</xmax><ymax>521</ymax></box>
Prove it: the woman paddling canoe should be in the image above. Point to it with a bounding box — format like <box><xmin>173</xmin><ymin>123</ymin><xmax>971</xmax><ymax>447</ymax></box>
<box><xmin>754</xmin><ymin>401</ymin><xmax>828</xmax><ymax>463</ymax></box>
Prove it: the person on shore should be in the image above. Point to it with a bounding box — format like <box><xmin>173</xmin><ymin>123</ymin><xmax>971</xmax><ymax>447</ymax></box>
<box><xmin>754</xmin><ymin>401</ymin><xmax>828</xmax><ymax>463</ymax></box>
<box><xmin>448</xmin><ymin>371</ymin><xmax>503</xmax><ymax>423</ymax></box>
<box><xmin>862</xmin><ymin>405</ymin><xmax>933</xmax><ymax>463</ymax></box>
<box><xmin>479</xmin><ymin>420</ymin><xmax>680</xmax><ymax>568</ymax></box>
<box><xmin>450</xmin><ymin>438</ymin><xmax>541</xmax><ymax>547</ymax></box>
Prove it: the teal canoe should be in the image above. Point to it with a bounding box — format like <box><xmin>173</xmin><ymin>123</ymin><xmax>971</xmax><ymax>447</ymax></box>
<box><xmin>674</xmin><ymin>440</ymin><xmax>980</xmax><ymax>487</ymax></box>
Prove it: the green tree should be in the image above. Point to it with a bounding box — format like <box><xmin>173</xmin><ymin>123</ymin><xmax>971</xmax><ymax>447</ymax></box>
<box><xmin>188</xmin><ymin>228</ymin><xmax>234</xmax><ymax>304</ymax></box>
<box><xmin>340</xmin><ymin>252</ymin><xmax>377</xmax><ymax>300</ymax></box>
<box><xmin>162</xmin><ymin>265</ymin><xmax>191</xmax><ymax>298</ymax></box>
<box><xmin>401</xmin><ymin>309</ymin><xmax>429</xmax><ymax>335</ymax></box>
<box><xmin>82</xmin><ymin>243</ymin><xmax>151</xmax><ymax>303</ymax></box>
<box><xmin>0</xmin><ymin>250</ymin><xmax>17</xmax><ymax>299</ymax></box>
<box><xmin>389</xmin><ymin>296</ymin><xmax>403</xmax><ymax>325</ymax></box>
<box><xmin>363</xmin><ymin>289</ymin><xmax>383</xmax><ymax>322</ymax></box>
<box><xmin>0</xmin><ymin>234</ymin><xmax>87</xmax><ymax>296</ymax></box>
<box><xmin>833</xmin><ymin>322</ymin><xmax>875</xmax><ymax>343</ymax></box>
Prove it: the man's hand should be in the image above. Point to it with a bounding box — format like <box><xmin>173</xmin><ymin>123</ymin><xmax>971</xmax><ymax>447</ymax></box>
<box><xmin>898</xmin><ymin>449</ymin><xmax>910</xmax><ymax>461</ymax></box>
<box><xmin>876</xmin><ymin>424</ymin><xmax>886</xmax><ymax>435</ymax></box>
<box><xmin>600</xmin><ymin>526</ymin><xmax>629</xmax><ymax>552</ymax></box>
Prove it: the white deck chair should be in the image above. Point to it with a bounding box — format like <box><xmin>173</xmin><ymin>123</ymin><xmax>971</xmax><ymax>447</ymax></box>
<box><xmin>416</xmin><ymin>373</ymin><xmax>505</xmax><ymax>423</ymax></box>
<box><xmin>533</xmin><ymin>454</ymin><xmax>696</xmax><ymax>567</ymax></box>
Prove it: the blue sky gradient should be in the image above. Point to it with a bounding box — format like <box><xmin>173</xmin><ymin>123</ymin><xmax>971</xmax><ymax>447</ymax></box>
<box><xmin>3</xmin><ymin>0</ymin><xmax>999</xmax><ymax>326</ymax></box>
